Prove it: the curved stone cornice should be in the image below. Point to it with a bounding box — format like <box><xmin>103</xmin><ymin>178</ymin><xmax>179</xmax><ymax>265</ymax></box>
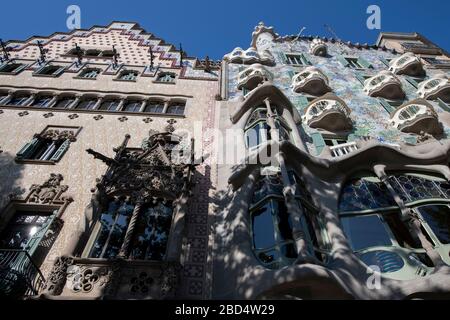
<box><xmin>303</xmin><ymin>93</ymin><xmax>352</xmax><ymax>132</ymax></box>
<box><xmin>230</xmin><ymin>82</ymin><xmax>301</xmax><ymax>124</ymax></box>
<box><xmin>364</xmin><ymin>70</ymin><xmax>405</xmax><ymax>100</ymax></box>
<box><xmin>291</xmin><ymin>66</ymin><xmax>331</xmax><ymax>96</ymax></box>
<box><xmin>228</xmin><ymin>138</ymin><xmax>450</xmax><ymax>190</ymax></box>
<box><xmin>390</xmin><ymin>98</ymin><xmax>442</xmax><ymax>135</ymax></box>
<box><xmin>251</xmin><ymin>21</ymin><xmax>279</xmax><ymax>48</ymax></box>
<box><xmin>417</xmin><ymin>74</ymin><xmax>450</xmax><ymax>102</ymax></box>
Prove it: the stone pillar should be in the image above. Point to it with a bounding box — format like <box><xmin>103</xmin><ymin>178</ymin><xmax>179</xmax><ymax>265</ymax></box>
<box><xmin>25</xmin><ymin>93</ymin><xmax>37</xmax><ymax>106</ymax></box>
<box><xmin>117</xmin><ymin>98</ymin><xmax>126</xmax><ymax>111</ymax></box>
<box><xmin>92</xmin><ymin>97</ymin><xmax>104</xmax><ymax>110</ymax></box>
<box><xmin>139</xmin><ymin>100</ymin><xmax>148</xmax><ymax>113</ymax></box>
<box><xmin>47</xmin><ymin>94</ymin><xmax>59</xmax><ymax>108</ymax></box>
<box><xmin>264</xmin><ymin>98</ymin><xmax>280</xmax><ymax>142</ymax></box>
<box><xmin>278</xmin><ymin>152</ymin><xmax>314</xmax><ymax>262</ymax></box>
<box><xmin>162</xmin><ymin>100</ymin><xmax>170</xmax><ymax>114</ymax></box>
<box><xmin>118</xmin><ymin>200</ymin><xmax>144</xmax><ymax>258</ymax></box>
<box><xmin>68</xmin><ymin>94</ymin><xmax>82</xmax><ymax>109</ymax></box>
<box><xmin>373</xmin><ymin>164</ymin><xmax>444</xmax><ymax>267</ymax></box>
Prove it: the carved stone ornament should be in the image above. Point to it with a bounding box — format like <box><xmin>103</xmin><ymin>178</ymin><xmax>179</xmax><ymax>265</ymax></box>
<box><xmin>44</xmin><ymin>256</ymin><xmax>74</xmax><ymax>296</ymax></box>
<box><xmin>26</xmin><ymin>173</ymin><xmax>69</xmax><ymax>204</ymax></box>
<box><xmin>38</xmin><ymin>129</ymin><xmax>77</xmax><ymax>142</ymax></box>
<box><xmin>159</xmin><ymin>263</ymin><xmax>181</xmax><ymax>299</ymax></box>
<box><xmin>86</xmin><ymin>131</ymin><xmax>195</xmax><ymax>203</ymax></box>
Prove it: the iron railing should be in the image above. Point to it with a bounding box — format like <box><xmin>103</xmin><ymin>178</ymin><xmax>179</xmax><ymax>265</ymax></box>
<box><xmin>0</xmin><ymin>249</ymin><xmax>45</xmax><ymax>299</ymax></box>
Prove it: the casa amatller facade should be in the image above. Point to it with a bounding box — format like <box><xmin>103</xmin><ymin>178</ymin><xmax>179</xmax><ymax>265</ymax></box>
<box><xmin>0</xmin><ymin>21</ymin><xmax>450</xmax><ymax>300</ymax></box>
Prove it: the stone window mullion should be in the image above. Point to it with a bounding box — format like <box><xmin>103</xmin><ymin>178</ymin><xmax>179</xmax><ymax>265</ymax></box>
<box><xmin>118</xmin><ymin>199</ymin><xmax>145</xmax><ymax>258</ymax></box>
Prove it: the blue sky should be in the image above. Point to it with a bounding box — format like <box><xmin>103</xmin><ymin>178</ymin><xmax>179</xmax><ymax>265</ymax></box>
<box><xmin>0</xmin><ymin>0</ymin><xmax>448</xmax><ymax>60</ymax></box>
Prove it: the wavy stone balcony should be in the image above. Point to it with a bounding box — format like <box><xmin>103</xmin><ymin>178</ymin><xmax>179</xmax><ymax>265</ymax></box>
<box><xmin>417</xmin><ymin>74</ymin><xmax>450</xmax><ymax>102</ymax></box>
<box><xmin>291</xmin><ymin>67</ymin><xmax>331</xmax><ymax>96</ymax></box>
<box><xmin>389</xmin><ymin>52</ymin><xmax>425</xmax><ymax>76</ymax></box>
<box><xmin>391</xmin><ymin>99</ymin><xmax>442</xmax><ymax>135</ymax></box>
<box><xmin>363</xmin><ymin>71</ymin><xmax>405</xmax><ymax>100</ymax></box>
<box><xmin>309</xmin><ymin>38</ymin><xmax>328</xmax><ymax>57</ymax></box>
<box><xmin>223</xmin><ymin>47</ymin><xmax>275</xmax><ymax>66</ymax></box>
<box><xmin>237</xmin><ymin>64</ymin><xmax>271</xmax><ymax>91</ymax></box>
<box><xmin>303</xmin><ymin>94</ymin><xmax>353</xmax><ymax>132</ymax></box>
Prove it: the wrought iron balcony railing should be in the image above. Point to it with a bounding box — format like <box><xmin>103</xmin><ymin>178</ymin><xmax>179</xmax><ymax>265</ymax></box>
<box><xmin>0</xmin><ymin>249</ymin><xmax>45</xmax><ymax>299</ymax></box>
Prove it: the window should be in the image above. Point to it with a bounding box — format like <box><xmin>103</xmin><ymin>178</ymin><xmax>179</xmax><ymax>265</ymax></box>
<box><xmin>166</xmin><ymin>102</ymin><xmax>185</xmax><ymax>115</ymax></box>
<box><xmin>144</xmin><ymin>101</ymin><xmax>164</xmax><ymax>113</ymax></box>
<box><xmin>32</xmin><ymin>96</ymin><xmax>53</xmax><ymax>108</ymax></box>
<box><xmin>84</xmin><ymin>49</ymin><xmax>102</xmax><ymax>57</ymax></box>
<box><xmin>54</xmin><ymin>96</ymin><xmax>75</xmax><ymax>109</ymax></box>
<box><xmin>378</xmin><ymin>98</ymin><xmax>403</xmax><ymax>114</ymax></box>
<box><xmin>338</xmin><ymin>172</ymin><xmax>450</xmax><ymax>277</ymax></box>
<box><xmin>123</xmin><ymin>100</ymin><xmax>142</xmax><ymax>112</ymax></box>
<box><xmin>244</xmin><ymin>106</ymin><xmax>291</xmax><ymax>150</ymax></box>
<box><xmin>76</xmin><ymin>98</ymin><xmax>98</xmax><ymax>110</ymax></box>
<box><xmin>339</xmin><ymin>56</ymin><xmax>372</xmax><ymax>69</ymax></box>
<box><xmin>34</xmin><ymin>65</ymin><xmax>64</xmax><ymax>77</ymax></box>
<box><xmin>324</xmin><ymin>136</ymin><xmax>348</xmax><ymax>147</ymax></box>
<box><xmin>285</xmin><ymin>53</ymin><xmax>310</xmax><ymax>66</ymax></box>
<box><xmin>99</xmin><ymin>100</ymin><xmax>120</xmax><ymax>111</ymax></box>
<box><xmin>250</xmin><ymin>172</ymin><xmax>326</xmax><ymax>269</ymax></box>
<box><xmin>79</xmin><ymin>68</ymin><xmax>100</xmax><ymax>79</ymax></box>
<box><xmin>7</xmin><ymin>94</ymin><xmax>30</xmax><ymax>106</ymax></box>
<box><xmin>0</xmin><ymin>92</ymin><xmax>8</xmax><ymax>103</ymax></box>
<box><xmin>0</xmin><ymin>210</ymin><xmax>55</xmax><ymax>250</ymax></box>
<box><xmin>16</xmin><ymin>126</ymin><xmax>79</xmax><ymax>163</ymax></box>
<box><xmin>118</xmin><ymin>70</ymin><xmax>138</xmax><ymax>81</ymax></box>
<box><xmin>101</xmin><ymin>50</ymin><xmax>115</xmax><ymax>58</ymax></box>
<box><xmin>156</xmin><ymin>72</ymin><xmax>176</xmax><ymax>83</ymax></box>
<box><xmin>0</xmin><ymin>62</ymin><xmax>25</xmax><ymax>74</ymax></box>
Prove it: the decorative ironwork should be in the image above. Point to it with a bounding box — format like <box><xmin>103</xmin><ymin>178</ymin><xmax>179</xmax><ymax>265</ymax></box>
<box><xmin>37</xmin><ymin>41</ymin><xmax>49</xmax><ymax>65</ymax></box>
<box><xmin>0</xmin><ymin>249</ymin><xmax>45</xmax><ymax>298</ymax></box>
<box><xmin>112</xmin><ymin>45</ymin><xmax>120</xmax><ymax>69</ymax></box>
<box><xmin>149</xmin><ymin>46</ymin><xmax>154</xmax><ymax>70</ymax></box>
<box><xmin>74</xmin><ymin>43</ymin><xmax>83</xmax><ymax>66</ymax></box>
<box><xmin>0</xmin><ymin>39</ymin><xmax>10</xmax><ymax>63</ymax></box>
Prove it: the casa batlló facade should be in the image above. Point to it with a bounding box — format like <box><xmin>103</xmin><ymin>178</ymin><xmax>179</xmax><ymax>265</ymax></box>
<box><xmin>0</xmin><ymin>20</ymin><xmax>450</xmax><ymax>300</ymax></box>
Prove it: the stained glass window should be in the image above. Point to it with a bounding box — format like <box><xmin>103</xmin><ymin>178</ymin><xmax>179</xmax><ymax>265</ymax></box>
<box><xmin>339</xmin><ymin>176</ymin><xmax>396</xmax><ymax>212</ymax></box>
<box><xmin>388</xmin><ymin>174</ymin><xmax>448</xmax><ymax>203</ymax></box>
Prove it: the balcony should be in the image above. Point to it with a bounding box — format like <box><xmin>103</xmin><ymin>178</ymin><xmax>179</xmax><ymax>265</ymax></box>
<box><xmin>330</xmin><ymin>141</ymin><xmax>358</xmax><ymax>158</ymax></box>
<box><xmin>417</xmin><ymin>74</ymin><xmax>450</xmax><ymax>102</ymax></box>
<box><xmin>389</xmin><ymin>52</ymin><xmax>425</xmax><ymax>76</ymax></box>
<box><xmin>0</xmin><ymin>249</ymin><xmax>45</xmax><ymax>298</ymax></box>
<box><xmin>224</xmin><ymin>47</ymin><xmax>275</xmax><ymax>66</ymax></box>
<box><xmin>391</xmin><ymin>100</ymin><xmax>442</xmax><ymax>135</ymax></box>
<box><xmin>291</xmin><ymin>67</ymin><xmax>331</xmax><ymax>96</ymax></box>
<box><xmin>238</xmin><ymin>64</ymin><xmax>271</xmax><ymax>91</ymax></box>
<box><xmin>303</xmin><ymin>94</ymin><xmax>353</xmax><ymax>132</ymax></box>
<box><xmin>363</xmin><ymin>71</ymin><xmax>405</xmax><ymax>100</ymax></box>
<box><xmin>41</xmin><ymin>257</ymin><xmax>180</xmax><ymax>300</ymax></box>
<box><xmin>310</xmin><ymin>38</ymin><xmax>328</xmax><ymax>57</ymax></box>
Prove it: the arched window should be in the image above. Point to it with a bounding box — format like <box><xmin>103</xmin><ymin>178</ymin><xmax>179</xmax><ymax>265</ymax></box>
<box><xmin>76</xmin><ymin>98</ymin><xmax>98</xmax><ymax>110</ymax></box>
<box><xmin>99</xmin><ymin>99</ymin><xmax>120</xmax><ymax>111</ymax></box>
<box><xmin>166</xmin><ymin>102</ymin><xmax>185</xmax><ymax>115</ymax></box>
<box><xmin>339</xmin><ymin>171</ymin><xmax>450</xmax><ymax>278</ymax></box>
<box><xmin>123</xmin><ymin>100</ymin><xmax>142</xmax><ymax>112</ymax></box>
<box><xmin>54</xmin><ymin>96</ymin><xmax>75</xmax><ymax>109</ymax></box>
<box><xmin>32</xmin><ymin>95</ymin><xmax>53</xmax><ymax>108</ymax></box>
<box><xmin>144</xmin><ymin>101</ymin><xmax>164</xmax><ymax>113</ymax></box>
<box><xmin>7</xmin><ymin>94</ymin><xmax>30</xmax><ymax>106</ymax></box>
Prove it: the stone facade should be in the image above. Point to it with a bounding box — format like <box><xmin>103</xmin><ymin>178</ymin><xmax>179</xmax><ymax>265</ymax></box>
<box><xmin>1</xmin><ymin>20</ymin><xmax>450</xmax><ymax>300</ymax></box>
<box><xmin>0</xmin><ymin>22</ymin><xmax>218</xmax><ymax>299</ymax></box>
